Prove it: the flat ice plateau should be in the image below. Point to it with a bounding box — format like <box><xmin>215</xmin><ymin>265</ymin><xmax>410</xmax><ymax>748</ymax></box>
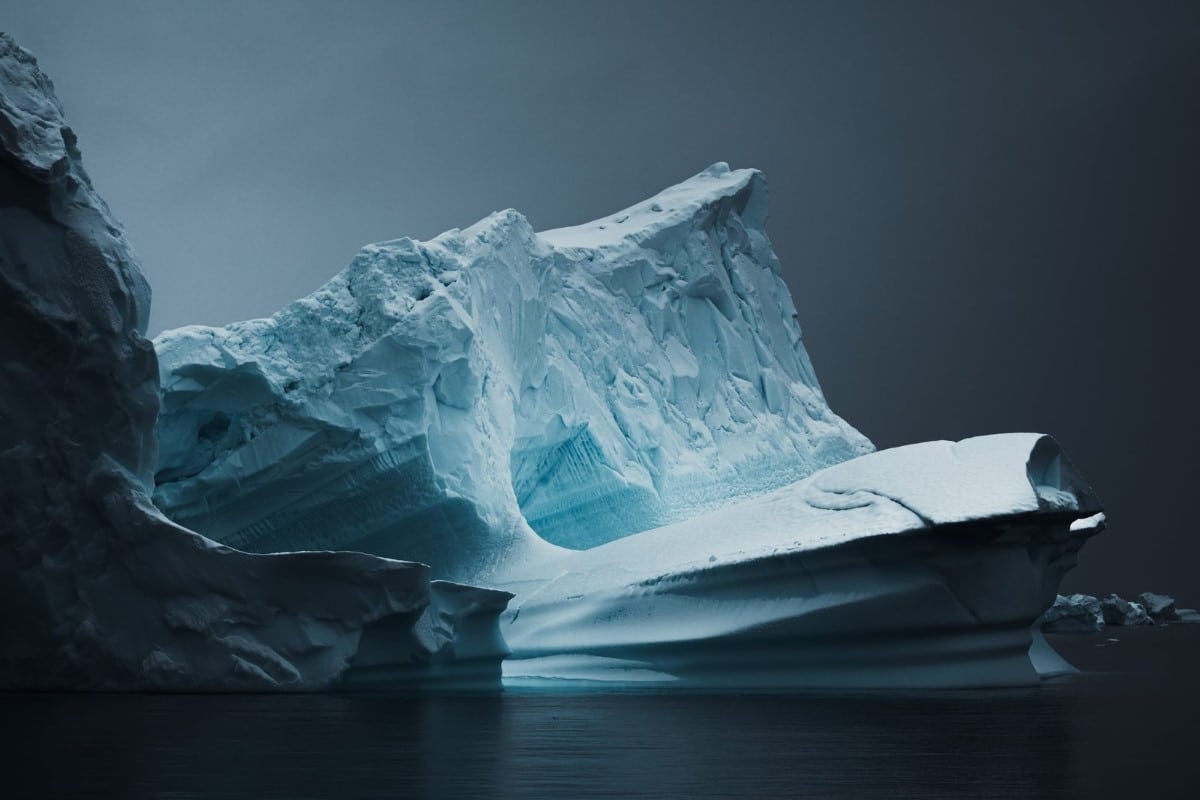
<box><xmin>500</xmin><ymin>434</ymin><xmax>1103</xmax><ymax>687</ymax></box>
<box><xmin>2</xmin><ymin>30</ymin><xmax>1108</xmax><ymax>690</ymax></box>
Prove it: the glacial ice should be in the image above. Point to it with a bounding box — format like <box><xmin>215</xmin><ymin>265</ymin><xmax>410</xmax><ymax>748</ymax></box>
<box><xmin>1040</xmin><ymin>594</ymin><xmax>1107</xmax><ymax>632</ymax></box>
<box><xmin>148</xmin><ymin>143</ymin><xmax>1110</xmax><ymax>686</ymax></box>
<box><xmin>1100</xmin><ymin>594</ymin><xmax>1152</xmax><ymax>627</ymax></box>
<box><xmin>0</xmin><ymin>33</ymin><xmax>510</xmax><ymax>691</ymax></box>
<box><xmin>2</xmin><ymin>27</ymin><xmax>1111</xmax><ymax>690</ymax></box>
<box><xmin>1038</xmin><ymin>592</ymin><xmax>1199</xmax><ymax>631</ymax></box>
<box><xmin>152</xmin><ymin>160</ymin><xmax>871</xmax><ymax>581</ymax></box>
<box><xmin>1139</xmin><ymin>592</ymin><xmax>1179</xmax><ymax>621</ymax></box>
<box><xmin>498</xmin><ymin>433</ymin><xmax>1104</xmax><ymax>688</ymax></box>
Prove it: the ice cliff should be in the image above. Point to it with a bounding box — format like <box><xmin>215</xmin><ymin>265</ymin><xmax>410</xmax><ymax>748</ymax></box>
<box><xmin>0</xmin><ymin>33</ymin><xmax>510</xmax><ymax>691</ymax></box>
<box><xmin>150</xmin><ymin>161</ymin><xmax>1107</xmax><ymax>686</ymax></box>
<box><xmin>2</xmin><ymin>29</ymin><xmax>1109</xmax><ymax>691</ymax></box>
<box><xmin>153</xmin><ymin>162</ymin><xmax>871</xmax><ymax>581</ymax></box>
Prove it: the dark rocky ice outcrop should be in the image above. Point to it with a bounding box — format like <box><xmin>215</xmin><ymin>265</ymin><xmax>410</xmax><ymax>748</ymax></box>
<box><xmin>0</xmin><ymin>33</ymin><xmax>509</xmax><ymax>691</ymax></box>
<box><xmin>1100</xmin><ymin>594</ymin><xmax>1152</xmax><ymax>627</ymax></box>
<box><xmin>1040</xmin><ymin>595</ymin><xmax>1107</xmax><ymax>633</ymax></box>
<box><xmin>1139</xmin><ymin>592</ymin><xmax>1179</xmax><ymax>622</ymax></box>
<box><xmin>152</xmin><ymin>162</ymin><xmax>871</xmax><ymax>580</ymax></box>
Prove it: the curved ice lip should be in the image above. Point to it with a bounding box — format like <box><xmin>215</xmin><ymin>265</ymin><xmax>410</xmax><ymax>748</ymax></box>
<box><xmin>496</xmin><ymin>433</ymin><xmax>1103</xmax><ymax>688</ymax></box>
<box><xmin>500</xmin><ymin>432</ymin><xmax>1100</xmax><ymax>590</ymax></box>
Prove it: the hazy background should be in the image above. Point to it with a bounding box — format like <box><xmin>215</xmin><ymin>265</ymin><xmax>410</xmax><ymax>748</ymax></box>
<box><xmin>4</xmin><ymin>0</ymin><xmax>1197</xmax><ymax>598</ymax></box>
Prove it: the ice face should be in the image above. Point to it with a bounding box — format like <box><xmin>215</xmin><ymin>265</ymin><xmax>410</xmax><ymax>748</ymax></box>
<box><xmin>0</xmin><ymin>34</ymin><xmax>510</xmax><ymax>691</ymax></box>
<box><xmin>153</xmin><ymin>162</ymin><xmax>872</xmax><ymax>581</ymax></box>
<box><xmin>500</xmin><ymin>433</ymin><xmax>1105</xmax><ymax>688</ymax></box>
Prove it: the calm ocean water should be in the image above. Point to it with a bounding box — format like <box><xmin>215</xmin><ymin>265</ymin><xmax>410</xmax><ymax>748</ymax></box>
<box><xmin>3</xmin><ymin>625</ymin><xmax>1196</xmax><ymax>799</ymax></box>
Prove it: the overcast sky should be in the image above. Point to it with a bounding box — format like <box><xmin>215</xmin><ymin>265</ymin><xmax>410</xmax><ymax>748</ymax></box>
<box><xmin>4</xmin><ymin>0</ymin><xmax>1198</xmax><ymax>596</ymax></box>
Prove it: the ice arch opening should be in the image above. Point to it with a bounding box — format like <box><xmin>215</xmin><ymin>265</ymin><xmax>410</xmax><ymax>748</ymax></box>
<box><xmin>509</xmin><ymin>422</ymin><xmax>664</xmax><ymax>550</ymax></box>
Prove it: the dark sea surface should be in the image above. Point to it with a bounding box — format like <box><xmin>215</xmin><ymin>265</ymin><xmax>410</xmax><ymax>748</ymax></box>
<box><xmin>3</xmin><ymin>626</ymin><xmax>1197</xmax><ymax>800</ymax></box>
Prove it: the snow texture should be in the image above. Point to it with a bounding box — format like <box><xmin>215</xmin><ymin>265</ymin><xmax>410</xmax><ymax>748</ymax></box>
<box><xmin>499</xmin><ymin>433</ymin><xmax>1104</xmax><ymax>688</ymax></box>
<box><xmin>147</xmin><ymin>123</ymin><xmax>1107</xmax><ymax>688</ymax></box>
<box><xmin>1</xmin><ymin>30</ymin><xmax>1111</xmax><ymax>690</ymax></box>
<box><xmin>0</xmin><ymin>34</ymin><xmax>510</xmax><ymax>691</ymax></box>
<box><xmin>152</xmin><ymin>162</ymin><xmax>872</xmax><ymax>581</ymax></box>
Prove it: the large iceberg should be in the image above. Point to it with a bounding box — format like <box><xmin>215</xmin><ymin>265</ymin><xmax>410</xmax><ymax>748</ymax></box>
<box><xmin>1</xmin><ymin>28</ymin><xmax>1107</xmax><ymax>690</ymax></box>
<box><xmin>0</xmin><ymin>34</ymin><xmax>510</xmax><ymax>691</ymax></box>
<box><xmin>500</xmin><ymin>434</ymin><xmax>1103</xmax><ymax>687</ymax></box>
<box><xmin>150</xmin><ymin>159</ymin><xmax>1105</xmax><ymax>686</ymax></box>
<box><xmin>153</xmin><ymin>162</ymin><xmax>871</xmax><ymax>581</ymax></box>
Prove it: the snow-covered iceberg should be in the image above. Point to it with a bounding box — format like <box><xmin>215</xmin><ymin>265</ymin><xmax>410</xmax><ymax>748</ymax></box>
<box><xmin>0</xmin><ymin>33</ymin><xmax>510</xmax><ymax>691</ymax></box>
<box><xmin>152</xmin><ymin>161</ymin><xmax>871</xmax><ymax>582</ymax></box>
<box><xmin>150</xmin><ymin>158</ymin><xmax>1106</xmax><ymax>686</ymax></box>
<box><xmin>501</xmin><ymin>434</ymin><xmax>1104</xmax><ymax>688</ymax></box>
<box><xmin>1039</xmin><ymin>594</ymin><xmax>1107</xmax><ymax>633</ymax></box>
<box><xmin>1</xmin><ymin>27</ymin><xmax>1108</xmax><ymax>690</ymax></box>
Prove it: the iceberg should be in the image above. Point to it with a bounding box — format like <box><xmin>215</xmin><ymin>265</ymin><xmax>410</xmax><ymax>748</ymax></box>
<box><xmin>0</xmin><ymin>34</ymin><xmax>510</xmax><ymax>691</ymax></box>
<box><xmin>1139</xmin><ymin>592</ymin><xmax>1179</xmax><ymax>621</ymax></box>
<box><xmin>1039</xmin><ymin>594</ymin><xmax>1106</xmax><ymax>633</ymax></box>
<box><xmin>1099</xmin><ymin>595</ymin><xmax>1152</xmax><ymax>627</ymax></box>
<box><xmin>153</xmin><ymin>160</ymin><xmax>871</xmax><ymax>581</ymax></box>
<box><xmin>151</xmin><ymin>157</ymin><xmax>1105</xmax><ymax>684</ymax></box>
<box><xmin>1</xmin><ymin>28</ymin><xmax>1108</xmax><ymax>690</ymax></box>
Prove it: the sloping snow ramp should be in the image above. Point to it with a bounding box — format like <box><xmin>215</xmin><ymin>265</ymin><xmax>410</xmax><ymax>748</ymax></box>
<box><xmin>500</xmin><ymin>434</ymin><xmax>1103</xmax><ymax>688</ymax></box>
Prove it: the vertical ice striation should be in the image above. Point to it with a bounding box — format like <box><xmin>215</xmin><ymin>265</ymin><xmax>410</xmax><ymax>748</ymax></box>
<box><xmin>153</xmin><ymin>163</ymin><xmax>872</xmax><ymax>579</ymax></box>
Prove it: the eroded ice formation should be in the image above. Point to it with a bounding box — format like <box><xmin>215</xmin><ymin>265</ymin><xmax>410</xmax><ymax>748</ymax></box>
<box><xmin>147</xmin><ymin>119</ymin><xmax>1110</xmax><ymax>687</ymax></box>
<box><xmin>500</xmin><ymin>434</ymin><xmax>1105</xmax><ymax>688</ymax></box>
<box><xmin>153</xmin><ymin>161</ymin><xmax>871</xmax><ymax>580</ymax></box>
<box><xmin>1040</xmin><ymin>594</ymin><xmax>1107</xmax><ymax>633</ymax></box>
<box><xmin>0</xmin><ymin>34</ymin><xmax>509</xmax><ymax>691</ymax></box>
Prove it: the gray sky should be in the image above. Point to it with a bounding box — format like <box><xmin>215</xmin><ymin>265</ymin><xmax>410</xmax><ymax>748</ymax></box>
<box><xmin>4</xmin><ymin>0</ymin><xmax>1198</xmax><ymax>596</ymax></box>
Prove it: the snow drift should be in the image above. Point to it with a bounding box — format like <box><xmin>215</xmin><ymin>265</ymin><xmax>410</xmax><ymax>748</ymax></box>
<box><xmin>501</xmin><ymin>434</ymin><xmax>1104</xmax><ymax>688</ymax></box>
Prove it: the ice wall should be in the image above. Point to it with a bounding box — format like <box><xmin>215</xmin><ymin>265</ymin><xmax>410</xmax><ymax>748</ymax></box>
<box><xmin>153</xmin><ymin>163</ymin><xmax>872</xmax><ymax>580</ymax></box>
<box><xmin>0</xmin><ymin>34</ymin><xmax>509</xmax><ymax>691</ymax></box>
